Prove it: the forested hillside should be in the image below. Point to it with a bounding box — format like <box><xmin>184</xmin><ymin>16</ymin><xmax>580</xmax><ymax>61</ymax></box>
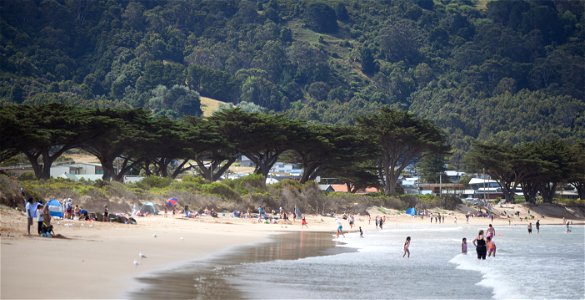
<box><xmin>1</xmin><ymin>0</ymin><xmax>583</xmax><ymax>166</ymax></box>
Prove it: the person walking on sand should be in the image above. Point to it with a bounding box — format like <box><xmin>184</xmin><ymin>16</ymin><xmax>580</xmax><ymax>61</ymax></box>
<box><xmin>536</xmin><ymin>220</ymin><xmax>540</xmax><ymax>233</ymax></box>
<box><xmin>487</xmin><ymin>236</ymin><xmax>496</xmax><ymax>257</ymax></box>
<box><xmin>528</xmin><ymin>222</ymin><xmax>533</xmax><ymax>234</ymax></box>
<box><xmin>403</xmin><ymin>236</ymin><xmax>411</xmax><ymax>258</ymax></box>
<box><xmin>462</xmin><ymin>238</ymin><xmax>468</xmax><ymax>254</ymax></box>
<box><xmin>473</xmin><ymin>230</ymin><xmax>487</xmax><ymax>260</ymax></box>
<box><xmin>301</xmin><ymin>216</ymin><xmax>308</xmax><ymax>229</ymax></box>
<box><xmin>359</xmin><ymin>226</ymin><xmax>364</xmax><ymax>238</ymax></box>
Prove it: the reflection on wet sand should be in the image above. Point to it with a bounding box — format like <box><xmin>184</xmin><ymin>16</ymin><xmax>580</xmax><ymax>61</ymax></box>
<box><xmin>130</xmin><ymin>232</ymin><xmax>353</xmax><ymax>299</ymax></box>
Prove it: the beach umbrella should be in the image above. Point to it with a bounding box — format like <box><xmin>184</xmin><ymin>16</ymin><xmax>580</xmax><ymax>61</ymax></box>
<box><xmin>167</xmin><ymin>197</ymin><xmax>178</xmax><ymax>207</ymax></box>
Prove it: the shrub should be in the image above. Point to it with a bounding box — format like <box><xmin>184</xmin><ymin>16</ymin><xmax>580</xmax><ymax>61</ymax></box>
<box><xmin>226</xmin><ymin>174</ymin><xmax>266</xmax><ymax>195</ymax></box>
<box><xmin>0</xmin><ymin>174</ymin><xmax>22</xmax><ymax>207</ymax></box>
<box><xmin>136</xmin><ymin>176</ymin><xmax>173</xmax><ymax>190</ymax></box>
<box><xmin>17</xmin><ymin>172</ymin><xmax>35</xmax><ymax>181</ymax></box>
<box><xmin>200</xmin><ymin>182</ymin><xmax>241</xmax><ymax>201</ymax></box>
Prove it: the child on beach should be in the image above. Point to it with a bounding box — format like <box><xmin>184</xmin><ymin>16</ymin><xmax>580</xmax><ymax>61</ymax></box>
<box><xmin>359</xmin><ymin>226</ymin><xmax>364</xmax><ymax>238</ymax></box>
<box><xmin>487</xmin><ymin>236</ymin><xmax>496</xmax><ymax>257</ymax></box>
<box><xmin>403</xmin><ymin>236</ymin><xmax>411</xmax><ymax>258</ymax></box>
<box><xmin>336</xmin><ymin>219</ymin><xmax>345</xmax><ymax>238</ymax></box>
<box><xmin>462</xmin><ymin>238</ymin><xmax>467</xmax><ymax>254</ymax></box>
<box><xmin>301</xmin><ymin>216</ymin><xmax>308</xmax><ymax>229</ymax></box>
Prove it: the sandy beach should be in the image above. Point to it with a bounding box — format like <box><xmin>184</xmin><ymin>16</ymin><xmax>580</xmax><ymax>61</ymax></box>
<box><xmin>0</xmin><ymin>203</ymin><xmax>580</xmax><ymax>299</ymax></box>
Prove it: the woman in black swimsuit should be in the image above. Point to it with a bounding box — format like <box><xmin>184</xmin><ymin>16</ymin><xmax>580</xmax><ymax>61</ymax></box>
<box><xmin>473</xmin><ymin>230</ymin><xmax>487</xmax><ymax>260</ymax></box>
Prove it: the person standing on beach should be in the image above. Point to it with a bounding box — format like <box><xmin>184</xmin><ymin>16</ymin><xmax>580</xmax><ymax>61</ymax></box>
<box><xmin>403</xmin><ymin>236</ymin><xmax>411</xmax><ymax>258</ymax></box>
<box><xmin>301</xmin><ymin>216</ymin><xmax>308</xmax><ymax>229</ymax></box>
<box><xmin>379</xmin><ymin>217</ymin><xmax>384</xmax><ymax>230</ymax></box>
<box><xmin>359</xmin><ymin>226</ymin><xmax>364</xmax><ymax>238</ymax></box>
<box><xmin>25</xmin><ymin>198</ymin><xmax>34</xmax><ymax>235</ymax></box>
<box><xmin>462</xmin><ymin>238</ymin><xmax>468</xmax><ymax>254</ymax></box>
<box><xmin>36</xmin><ymin>203</ymin><xmax>44</xmax><ymax>235</ymax></box>
<box><xmin>486</xmin><ymin>224</ymin><xmax>496</xmax><ymax>239</ymax></box>
<box><xmin>103</xmin><ymin>205</ymin><xmax>109</xmax><ymax>222</ymax></box>
<box><xmin>536</xmin><ymin>220</ymin><xmax>540</xmax><ymax>233</ymax></box>
<box><xmin>375</xmin><ymin>216</ymin><xmax>379</xmax><ymax>228</ymax></box>
<box><xmin>473</xmin><ymin>230</ymin><xmax>487</xmax><ymax>260</ymax></box>
<box><xmin>528</xmin><ymin>222</ymin><xmax>533</xmax><ymax>234</ymax></box>
<box><xmin>336</xmin><ymin>218</ymin><xmax>345</xmax><ymax>238</ymax></box>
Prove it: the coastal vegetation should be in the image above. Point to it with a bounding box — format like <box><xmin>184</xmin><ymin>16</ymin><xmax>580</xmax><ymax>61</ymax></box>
<box><xmin>0</xmin><ymin>0</ymin><xmax>583</xmax><ymax>165</ymax></box>
<box><xmin>1</xmin><ymin>103</ymin><xmax>583</xmax><ymax>207</ymax></box>
<box><xmin>0</xmin><ymin>104</ymin><xmax>448</xmax><ymax>195</ymax></box>
<box><xmin>0</xmin><ymin>1</ymin><xmax>583</xmax><ymax>209</ymax></box>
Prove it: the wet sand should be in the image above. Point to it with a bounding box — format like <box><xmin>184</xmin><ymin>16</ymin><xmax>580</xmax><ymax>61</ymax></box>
<box><xmin>128</xmin><ymin>232</ymin><xmax>353</xmax><ymax>299</ymax></box>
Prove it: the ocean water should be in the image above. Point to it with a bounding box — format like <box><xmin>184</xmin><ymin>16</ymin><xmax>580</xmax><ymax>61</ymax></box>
<box><xmin>229</xmin><ymin>224</ymin><xmax>584</xmax><ymax>299</ymax></box>
<box><xmin>131</xmin><ymin>224</ymin><xmax>584</xmax><ymax>299</ymax></box>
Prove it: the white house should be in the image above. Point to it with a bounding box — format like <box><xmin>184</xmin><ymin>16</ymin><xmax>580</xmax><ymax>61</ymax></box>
<box><xmin>270</xmin><ymin>162</ymin><xmax>303</xmax><ymax>176</ymax></box>
<box><xmin>50</xmin><ymin>162</ymin><xmax>104</xmax><ymax>178</ymax></box>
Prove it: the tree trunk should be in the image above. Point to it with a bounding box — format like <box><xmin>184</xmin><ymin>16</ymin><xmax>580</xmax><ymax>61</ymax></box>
<box><xmin>142</xmin><ymin>160</ymin><xmax>153</xmax><ymax>176</ymax></box>
<box><xmin>40</xmin><ymin>151</ymin><xmax>53</xmax><ymax>180</ymax></box>
<box><xmin>539</xmin><ymin>182</ymin><xmax>556</xmax><ymax>204</ymax></box>
<box><xmin>522</xmin><ymin>181</ymin><xmax>538</xmax><ymax>204</ymax></box>
<box><xmin>101</xmin><ymin>158</ymin><xmax>115</xmax><ymax>181</ymax></box>
<box><xmin>171</xmin><ymin>159</ymin><xmax>190</xmax><ymax>179</ymax></box>
<box><xmin>23</xmin><ymin>151</ymin><xmax>48</xmax><ymax>179</ymax></box>
<box><xmin>299</xmin><ymin>163</ymin><xmax>319</xmax><ymax>184</ymax></box>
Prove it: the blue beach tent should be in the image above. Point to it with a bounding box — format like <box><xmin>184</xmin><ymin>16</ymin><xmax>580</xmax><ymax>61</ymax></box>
<box><xmin>406</xmin><ymin>207</ymin><xmax>417</xmax><ymax>216</ymax></box>
<box><xmin>47</xmin><ymin>199</ymin><xmax>64</xmax><ymax>218</ymax></box>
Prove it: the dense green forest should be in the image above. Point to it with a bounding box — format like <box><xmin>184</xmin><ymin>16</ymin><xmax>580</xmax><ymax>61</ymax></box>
<box><xmin>1</xmin><ymin>0</ymin><xmax>584</xmax><ymax>167</ymax></box>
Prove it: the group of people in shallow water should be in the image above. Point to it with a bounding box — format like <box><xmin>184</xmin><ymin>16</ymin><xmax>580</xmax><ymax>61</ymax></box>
<box><xmin>464</xmin><ymin>224</ymin><xmax>497</xmax><ymax>259</ymax></box>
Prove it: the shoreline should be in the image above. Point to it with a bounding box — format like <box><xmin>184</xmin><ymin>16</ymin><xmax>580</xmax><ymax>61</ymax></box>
<box><xmin>128</xmin><ymin>231</ymin><xmax>349</xmax><ymax>299</ymax></box>
<box><xmin>1</xmin><ymin>203</ymin><xmax>583</xmax><ymax>299</ymax></box>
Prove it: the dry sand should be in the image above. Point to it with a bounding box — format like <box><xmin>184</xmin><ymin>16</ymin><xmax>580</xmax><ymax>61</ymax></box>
<box><xmin>0</xmin><ymin>203</ymin><xmax>579</xmax><ymax>299</ymax></box>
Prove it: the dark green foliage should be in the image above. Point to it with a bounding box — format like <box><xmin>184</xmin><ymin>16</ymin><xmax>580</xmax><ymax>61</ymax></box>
<box><xmin>418</xmin><ymin>152</ymin><xmax>447</xmax><ymax>184</ymax></box>
<box><xmin>358</xmin><ymin>107</ymin><xmax>449</xmax><ymax>194</ymax></box>
<box><xmin>211</xmin><ymin>108</ymin><xmax>305</xmax><ymax>177</ymax></box>
<box><xmin>0</xmin><ymin>0</ymin><xmax>582</xmax><ymax>170</ymax></box>
<box><xmin>137</xmin><ymin>176</ymin><xmax>173</xmax><ymax>189</ymax></box>
<box><xmin>304</xmin><ymin>3</ymin><xmax>338</xmax><ymax>33</ymax></box>
<box><xmin>335</xmin><ymin>3</ymin><xmax>349</xmax><ymax>22</ymax></box>
<box><xmin>360</xmin><ymin>47</ymin><xmax>377</xmax><ymax>75</ymax></box>
<box><xmin>186</xmin><ymin>65</ymin><xmax>237</xmax><ymax>103</ymax></box>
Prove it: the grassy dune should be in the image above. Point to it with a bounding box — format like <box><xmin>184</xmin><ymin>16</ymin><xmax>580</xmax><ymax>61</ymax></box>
<box><xmin>200</xmin><ymin>96</ymin><xmax>231</xmax><ymax>118</ymax></box>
